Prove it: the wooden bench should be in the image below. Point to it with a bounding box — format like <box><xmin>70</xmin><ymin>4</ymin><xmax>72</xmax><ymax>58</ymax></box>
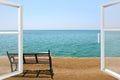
<box><xmin>7</xmin><ymin>50</ymin><xmax>54</xmax><ymax>79</ymax></box>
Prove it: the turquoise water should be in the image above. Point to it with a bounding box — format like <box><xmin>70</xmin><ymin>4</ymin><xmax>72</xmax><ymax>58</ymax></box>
<box><xmin>105</xmin><ymin>31</ymin><xmax>120</xmax><ymax>57</ymax></box>
<box><xmin>0</xmin><ymin>30</ymin><xmax>100</xmax><ymax>57</ymax></box>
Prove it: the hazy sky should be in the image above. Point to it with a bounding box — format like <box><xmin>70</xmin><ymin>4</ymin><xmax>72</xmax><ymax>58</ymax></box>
<box><xmin>0</xmin><ymin>0</ymin><xmax>117</xmax><ymax>30</ymax></box>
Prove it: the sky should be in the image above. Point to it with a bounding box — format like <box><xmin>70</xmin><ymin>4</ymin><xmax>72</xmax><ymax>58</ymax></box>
<box><xmin>0</xmin><ymin>0</ymin><xmax>118</xmax><ymax>30</ymax></box>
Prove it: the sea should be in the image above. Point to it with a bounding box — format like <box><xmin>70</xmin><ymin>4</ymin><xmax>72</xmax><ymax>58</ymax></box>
<box><xmin>1</xmin><ymin>30</ymin><xmax>120</xmax><ymax>57</ymax></box>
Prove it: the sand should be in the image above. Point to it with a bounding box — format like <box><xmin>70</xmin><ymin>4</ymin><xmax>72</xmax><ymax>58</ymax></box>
<box><xmin>105</xmin><ymin>57</ymin><xmax>120</xmax><ymax>74</ymax></box>
<box><xmin>0</xmin><ymin>56</ymin><xmax>117</xmax><ymax>80</ymax></box>
<box><xmin>0</xmin><ymin>56</ymin><xmax>11</xmax><ymax>75</ymax></box>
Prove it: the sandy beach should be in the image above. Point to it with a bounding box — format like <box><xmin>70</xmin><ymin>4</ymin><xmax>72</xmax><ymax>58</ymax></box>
<box><xmin>0</xmin><ymin>56</ymin><xmax>117</xmax><ymax>80</ymax></box>
<box><xmin>105</xmin><ymin>57</ymin><xmax>120</xmax><ymax>74</ymax></box>
<box><xmin>0</xmin><ymin>56</ymin><xmax>11</xmax><ymax>75</ymax></box>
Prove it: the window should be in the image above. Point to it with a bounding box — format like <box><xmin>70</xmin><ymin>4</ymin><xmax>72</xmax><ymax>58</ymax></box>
<box><xmin>0</xmin><ymin>1</ymin><xmax>23</xmax><ymax>79</ymax></box>
<box><xmin>101</xmin><ymin>1</ymin><xmax>120</xmax><ymax>79</ymax></box>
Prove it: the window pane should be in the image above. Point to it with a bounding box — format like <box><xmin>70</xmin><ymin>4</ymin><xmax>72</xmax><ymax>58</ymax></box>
<box><xmin>105</xmin><ymin>31</ymin><xmax>120</xmax><ymax>74</ymax></box>
<box><xmin>0</xmin><ymin>5</ymin><xmax>18</xmax><ymax>31</ymax></box>
<box><xmin>104</xmin><ymin>4</ymin><xmax>120</xmax><ymax>28</ymax></box>
<box><xmin>0</xmin><ymin>34</ymin><xmax>18</xmax><ymax>75</ymax></box>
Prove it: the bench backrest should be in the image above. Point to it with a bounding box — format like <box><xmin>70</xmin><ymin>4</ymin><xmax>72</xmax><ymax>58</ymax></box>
<box><xmin>7</xmin><ymin>50</ymin><xmax>52</xmax><ymax>66</ymax></box>
<box><xmin>7</xmin><ymin>51</ymin><xmax>18</xmax><ymax>64</ymax></box>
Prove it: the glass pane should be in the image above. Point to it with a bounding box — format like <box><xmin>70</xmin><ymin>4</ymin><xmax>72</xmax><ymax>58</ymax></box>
<box><xmin>105</xmin><ymin>31</ymin><xmax>120</xmax><ymax>74</ymax></box>
<box><xmin>0</xmin><ymin>34</ymin><xmax>18</xmax><ymax>75</ymax></box>
<box><xmin>104</xmin><ymin>4</ymin><xmax>120</xmax><ymax>28</ymax></box>
<box><xmin>0</xmin><ymin>5</ymin><xmax>18</xmax><ymax>31</ymax></box>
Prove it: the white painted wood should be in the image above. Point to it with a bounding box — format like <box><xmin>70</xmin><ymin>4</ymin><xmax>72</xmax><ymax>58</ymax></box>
<box><xmin>101</xmin><ymin>6</ymin><xmax>105</xmax><ymax>71</ymax></box>
<box><xmin>101</xmin><ymin>0</ymin><xmax>120</xmax><ymax>79</ymax></box>
<box><xmin>104</xmin><ymin>28</ymin><xmax>120</xmax><ymax>31</ymax></box>
<box><xmin>0</xmin><ymin>1</ymin><xmax>23</xmax><ymax>79</ymax></box>
<box><xmin>103</xmin><ymin>0</ymin><xmax>120</xmax><ymax>7</ymax></box>
<box><xmin>104</xmin><ymin>69</ymin><xmax>120</xmax><ymax>79</ymax></box>
<box><xmin>0</xmin><ymin>0</ymin><xmax>21</xmax><ymax>7</ymax></box>
<box><xmin>0</xmin><ymin>32</ymin><xmax>18</xmax><ymax>34</ymax></box>
<box><xmin>18</xmin><ymin>6</ymin><xmax>23</xmax><ymax>73</ymax></box>
<box><xmin>97</xmin><ymin>33</ymin><xmax>100</xmax><ymax>44</ymax></box>
<box><xmin>0</xmin><ymin>71</ymin><xmax>21</xmax><ymax>80</ymax></box>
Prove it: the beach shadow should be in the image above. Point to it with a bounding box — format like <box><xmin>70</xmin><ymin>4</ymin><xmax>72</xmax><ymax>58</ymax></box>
<box><xmin>13</xmin><ymin>70</ymin><xmax>52</xmax><ymax>79</ymax></box>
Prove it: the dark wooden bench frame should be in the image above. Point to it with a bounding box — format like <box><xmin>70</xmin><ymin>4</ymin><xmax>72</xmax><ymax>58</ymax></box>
<box><xmin>7</xmin><ymin>50</ymin><xmax>54</xmax><ymax>79</ymax></box>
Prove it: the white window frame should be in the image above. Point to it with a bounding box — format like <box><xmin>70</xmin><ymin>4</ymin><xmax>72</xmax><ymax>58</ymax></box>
<box><xmin>0</xmin><ymin>1</ymin><xmax>23</xmax><ymax>79</ymax></box>
<box><xmin>101</xmin><ymin>0</ymin><xmax>120</xmax><ymax>79</ymax></box>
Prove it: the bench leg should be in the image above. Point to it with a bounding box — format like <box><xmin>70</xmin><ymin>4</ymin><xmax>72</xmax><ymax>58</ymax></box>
<box><xmin>10</xmin><ymin>64</ymin><xmax>18</xmax><ymax>72</ymax></box>
<box><xmin>36</xmin><ymin>70</ymin><xmax>40</xmax><ymax>77</ymax></box>
<box><xmin>10</xmin><ymin>64</ymin><xmax>13</xmax><ymax>72</ymax></box>
<box><xmin>15</xmin><ymin>64</ymin><xmax>17</xmax><ymax>71</ymax></box>
<box><xmin>50</xmin><ymin>69</ymin><xmax>54</xmax><ymax>79</ymax></box>
<box><xmin>22</xmin><ymin>70</ymin><xmax>28</xmax><ymax>77</ymax></box>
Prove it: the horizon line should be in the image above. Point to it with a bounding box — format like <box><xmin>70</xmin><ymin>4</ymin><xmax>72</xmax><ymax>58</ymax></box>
<box><xmin>23</xmin><ymin>29</ymin><xmax>100</xmax><ymax>30</ymax></box>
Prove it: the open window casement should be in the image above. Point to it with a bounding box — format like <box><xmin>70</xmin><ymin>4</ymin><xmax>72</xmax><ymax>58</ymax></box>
<box><xmin>101</xmin><ymin>0</ymin><xmax>120</xmax><ymax>79</ymax></box>
<box><xmin>0</xmin><ymin>1</ymin><xmax>23</xmax><ymax>79</ymax></box>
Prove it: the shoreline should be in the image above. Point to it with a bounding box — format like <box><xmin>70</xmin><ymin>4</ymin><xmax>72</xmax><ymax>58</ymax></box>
<box><xmin>53</xmin><ymin>56</ymin><xmax>100</xmax><ymax>59</ymax></box>
<box><xmin>0</xmin><ymin>55</ymin><xmax>101</xmax><ymax>58</ymax></box>
<box><xmin>1</xmin><ymin>55</ymin><xmax>120</xmax><ymax>59</ymax></box>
